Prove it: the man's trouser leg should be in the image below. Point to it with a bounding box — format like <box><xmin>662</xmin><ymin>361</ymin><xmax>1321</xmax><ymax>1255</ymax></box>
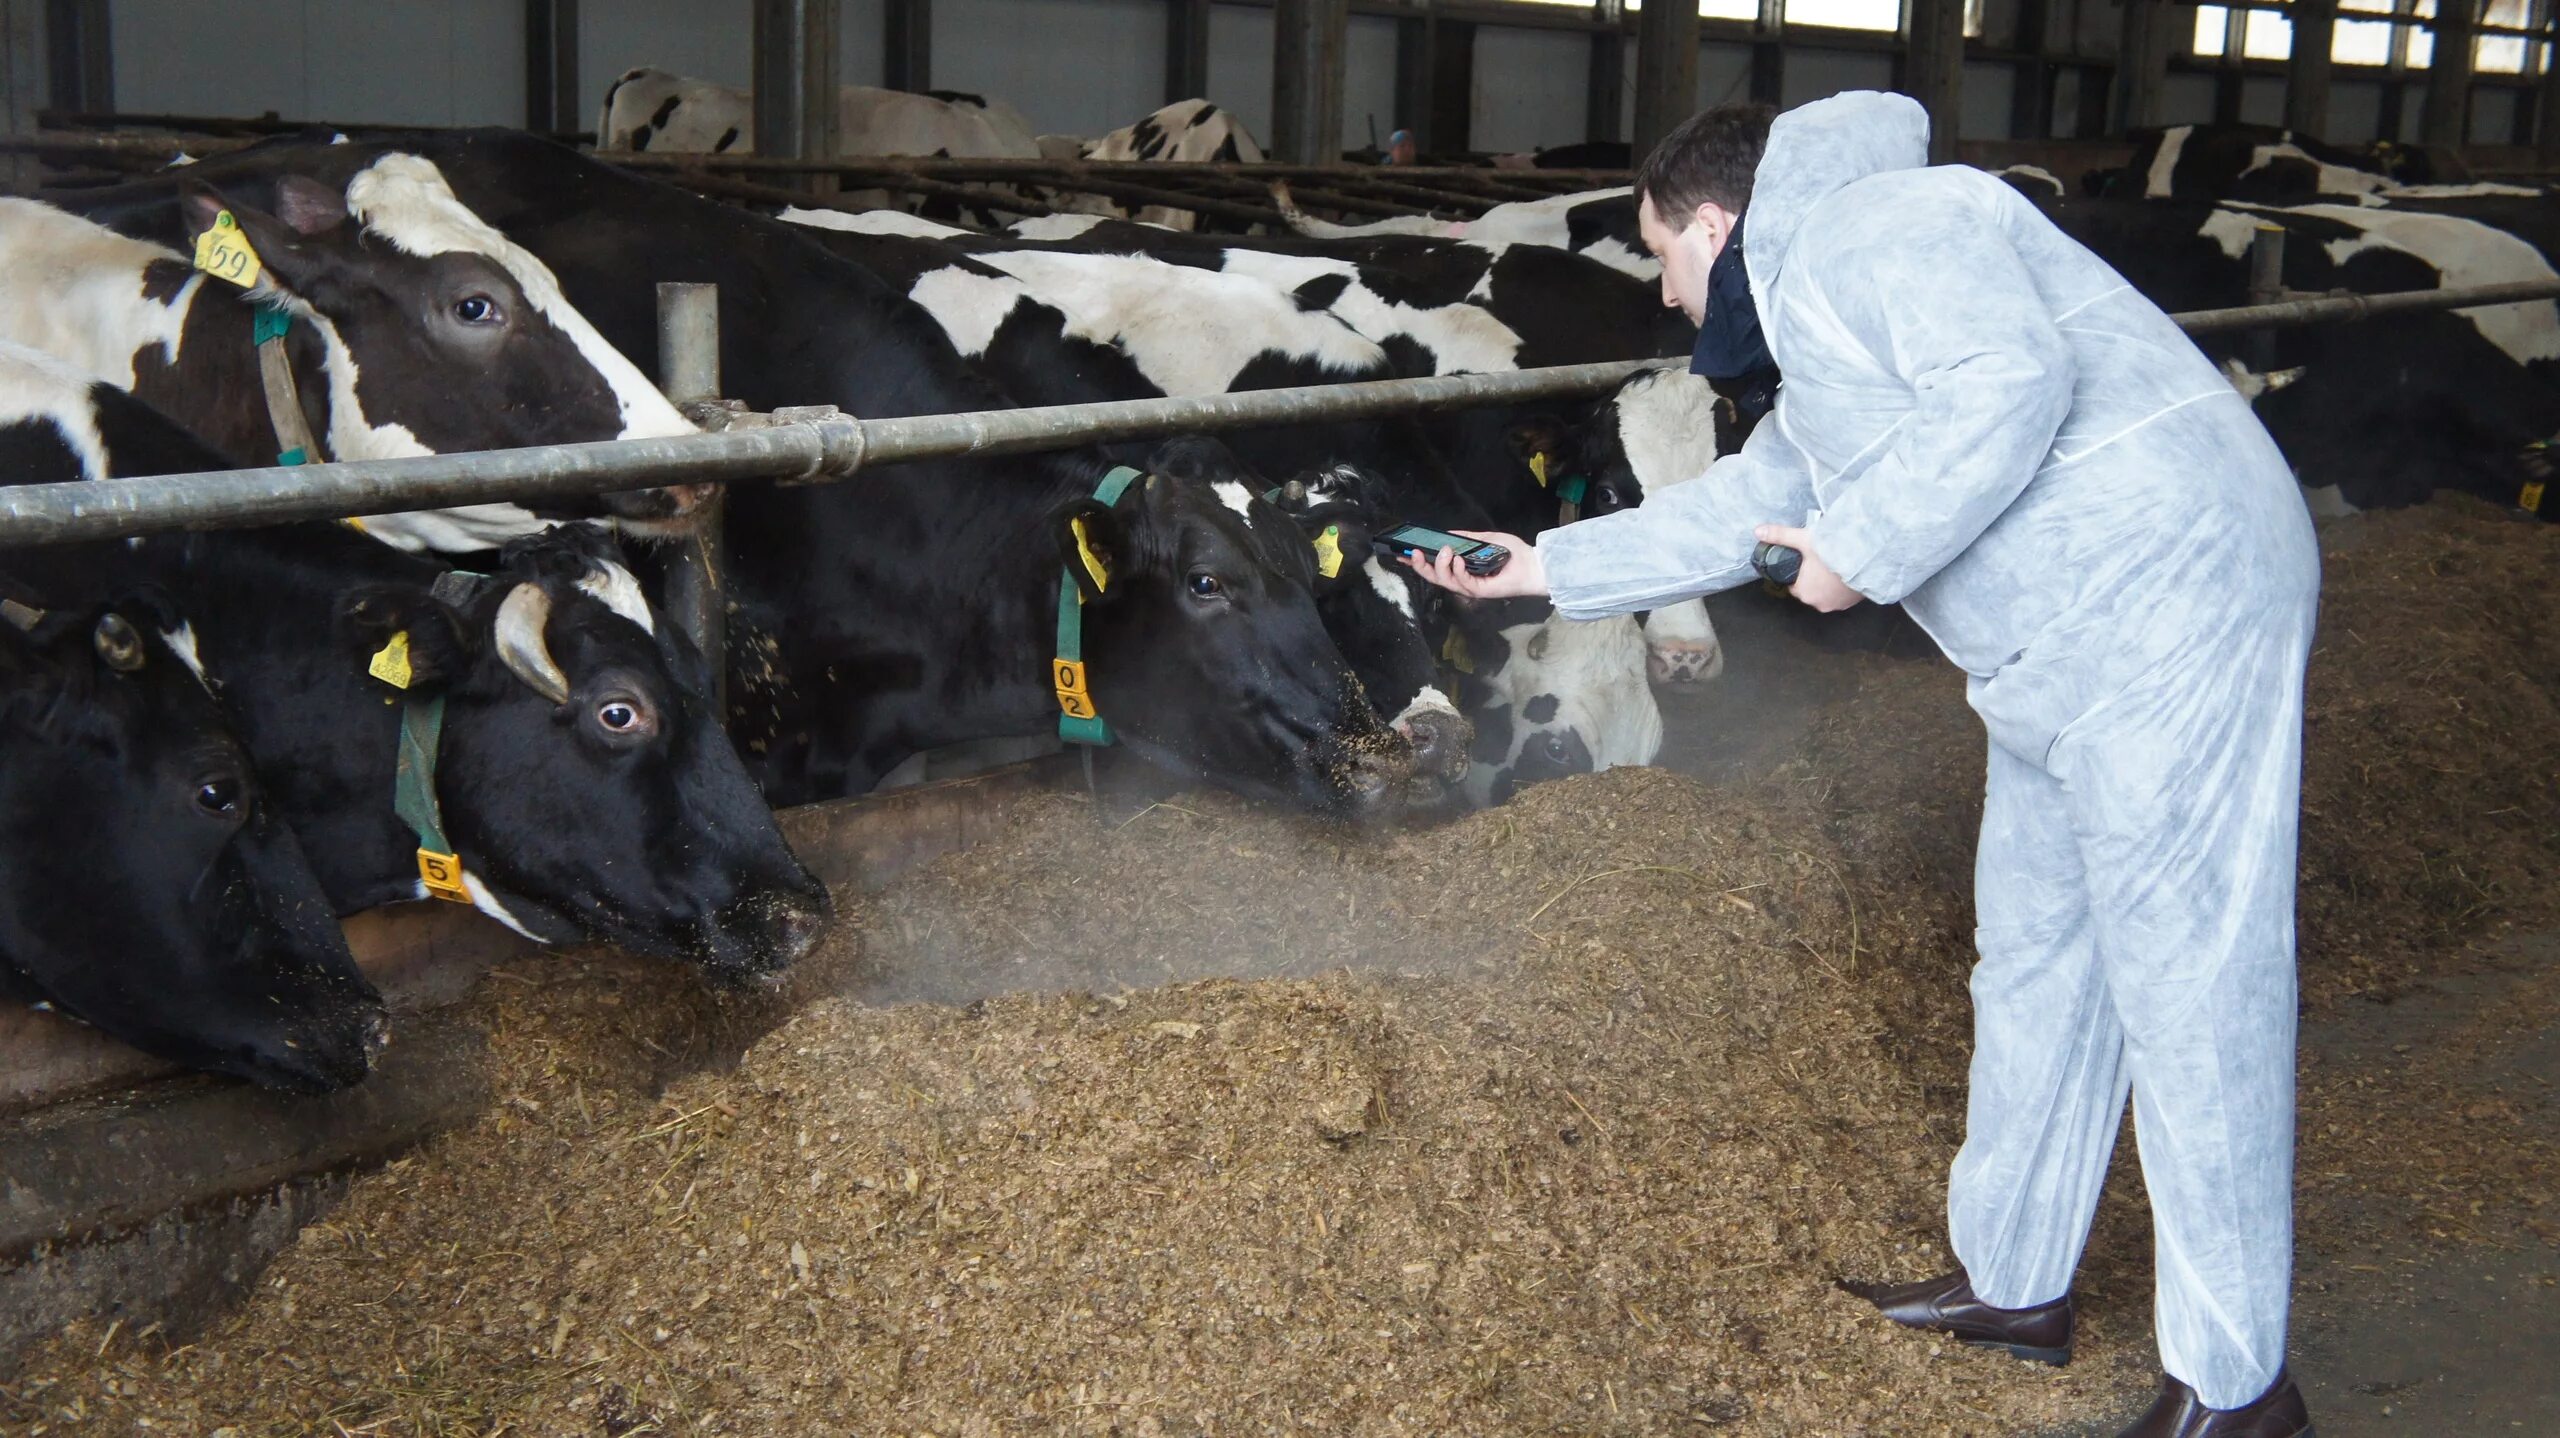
<box><xmin>2050</xmin><ymin>606</ymin><xmax>2312</xmax><ymax>1409</ymax></box>
<box><xmin>1947</xmin><ymin>738</ymin><xmax>2135</xmax><ymax>1311</ymax></box>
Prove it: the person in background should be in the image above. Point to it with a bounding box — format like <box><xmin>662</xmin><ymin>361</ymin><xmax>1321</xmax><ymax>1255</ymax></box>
<box><xmin>1384</xmin><ymin>129</ymin><xmax>1418</xmax><ymax>167</ymax></box>
<box><xmin>1405</xmin><ymin>92</ymin><xmax>2321</xmax><ymax>1438</ymax></box>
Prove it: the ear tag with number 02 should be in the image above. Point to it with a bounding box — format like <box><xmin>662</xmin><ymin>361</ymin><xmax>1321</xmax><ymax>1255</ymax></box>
<box><xmin>192</xmin><ymin>210</ymin><xmax>264</xmax><ymax>289</ymax></box>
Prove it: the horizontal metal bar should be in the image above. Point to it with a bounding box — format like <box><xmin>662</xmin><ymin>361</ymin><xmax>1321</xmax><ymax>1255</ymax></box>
<box><xmin>0</xmin><ymin>360</ymin><xmax>1673</xmax><ymax>547</ymax></box>
<box><xmin>4</xmin><ymin>277</ymin><xmax>2555</xmax><ymax>548</ymax></box>
<box><xmin>2174</xmin><ymin>278</ymin><xmax>2560</xmax><ymax>334</ymax></box>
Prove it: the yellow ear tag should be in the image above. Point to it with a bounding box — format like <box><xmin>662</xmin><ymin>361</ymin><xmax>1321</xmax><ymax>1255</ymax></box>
<box><xmin>191</xmin><ymin>209</ymin><xmax>264</xmax><ymax>289</ymax></box>
<box><xmin>1070</xmin><ymin>515</ymin><xmax>1112</xmax><ymax>595</ymax></box>
<box><xmin>1441</xmin><ymin>628</ymin><xmax>1475</xmax><ymax>674</ymax></box>
<box><xmin>368</xmin><ymin>630</ymin><xmax>415</xmax><ymax>690</ymax></box>
<box><xmin>2523</xmin><ymin>480</ymin><xmax>2547</xmax><ymax>513</ymax></box>
<box><xmin>415</xmin><ymin>849</ymin><xmax>472</xmax><ymax>904</ymax></box>
<box><xmin>1312</xmin><ymin>524</ymin><xmax>1344</xmax><ymax>580</ymax></box>
<box><xmin>1530</xmin><ymin>452</ymin><xmax>1550</xmax><ymax>489</ymax></box>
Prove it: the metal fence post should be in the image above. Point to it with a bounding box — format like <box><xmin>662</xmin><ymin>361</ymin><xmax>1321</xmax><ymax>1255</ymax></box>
<box><xmin>2247</xmin><ymin>225</ymin><xmax>2287</xmax><ymax>373</ymax></box>
<box><xmin>656</xmin><ymin>282</ymin><xmax>727</xmax><ymax>712</ymax></box>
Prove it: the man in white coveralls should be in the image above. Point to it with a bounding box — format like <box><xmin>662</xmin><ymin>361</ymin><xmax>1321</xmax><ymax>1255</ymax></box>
<box><xmin>1407</xmin><ymin>93</ymin><xmax>2321</xmax><ymax>1438</ymax></box>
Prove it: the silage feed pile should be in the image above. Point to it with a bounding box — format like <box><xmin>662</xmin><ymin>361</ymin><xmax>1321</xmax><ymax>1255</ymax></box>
<box><xmin>4</xmin><ymin>499</ymin><xmax>2554</xmax><ymax>1437</ymax></box>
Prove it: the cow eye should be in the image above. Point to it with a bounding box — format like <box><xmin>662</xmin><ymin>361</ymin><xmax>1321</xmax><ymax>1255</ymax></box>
<box><xmin>1540</xmin><ymin>731</ymin><xmax>1574</xmax><ymax>762</ymax></box>
<box><xmin>452</xmin><ymin>294</ymin><xmax>502</xmax><ymax>326</ymax></box>
<box><xmin>1187</xmin><ymin>572</ymin><xmax>1224</xmax><ymax>599</ymax></box>
<box><xmin>593</xmin><ymin>695</ymin><xmax>658</xmax><ymax>740</ymax></box>
<box><xmin>194</xmin><ymin>776</ymin><xmax>243</xmax><ymax>817</ymax></box>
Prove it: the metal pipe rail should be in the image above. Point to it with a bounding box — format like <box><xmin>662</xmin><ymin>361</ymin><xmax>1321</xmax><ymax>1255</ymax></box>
<box><xmin>4</xmin><ymin>278</ymin><xmax>2558</xmax><ymax>548</ymax></box>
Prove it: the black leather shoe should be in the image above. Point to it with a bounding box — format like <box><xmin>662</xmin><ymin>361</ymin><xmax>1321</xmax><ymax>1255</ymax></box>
<box><xmin>1838</xmin><ymin>1268</ymin><xmax>2074</xmax><ymax>1366</ymax></box>
<box><xmin>2115</xmin><ymin>1369</ymin><xmax>2315</xmax><ymax>1437</ymax></box>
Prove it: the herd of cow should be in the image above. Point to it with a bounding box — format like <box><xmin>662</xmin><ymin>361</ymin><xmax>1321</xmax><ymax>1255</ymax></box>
<box><xmin>0</xmin><ymin>113</ymin><xmax>2550</xmax><ymax>1099</ymax></box>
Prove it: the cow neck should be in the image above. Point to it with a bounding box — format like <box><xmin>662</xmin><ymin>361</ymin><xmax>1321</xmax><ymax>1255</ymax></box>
<box><xmin>1054</xmin><ymin>465</ymin><xmax>1143</xmax><ymax>747</ymax></box>
<box><xmin>142</xmin><ymin>283</ymin><xmax>329</xmax><ymax>469</ymax></box>
<box><xmin>377</xmin><ymin>569</ymin><xmax>489</xmax><ymax>907</ymax></box>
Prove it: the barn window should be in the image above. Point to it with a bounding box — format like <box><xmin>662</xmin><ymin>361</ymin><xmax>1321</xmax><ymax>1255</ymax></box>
<box><xmin>2407</xmin><ymin>0</ymin><xmax>2438</xmax><ymax>66</ymax></box>
<box><xmin>2329</xmin><ymin>0</ymin><xmax>2411</xmax><ymax>66</ymax></box>
<box><xmin>2192</xmin><ymin>3</ymin><xmax>2294</xmax><ymax>59</ymax></box>
<box><xmin>2477</xmin><ymin>0</ymin><xmax>2532</xmax><ymax>73</ymax></box>
<box><xmin>1784</xmin><ymin>0</ymin><xmax>1903</xmax><ymax>32</ymax></box>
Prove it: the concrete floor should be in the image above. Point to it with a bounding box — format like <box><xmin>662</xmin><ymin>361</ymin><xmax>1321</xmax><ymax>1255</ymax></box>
<box><xmin>1655</xmin><ymin>590</ymin><xmax>2560</xmax><ymax>1437</ymax></box>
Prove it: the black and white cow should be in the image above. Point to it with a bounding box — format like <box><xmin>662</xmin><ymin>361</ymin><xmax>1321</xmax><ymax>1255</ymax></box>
<box><xmin>0</xmin><ymin>343</ymin><xmax>384</xmax><ymax>1089</ymax></box>
<box><xmin>1275</xmin><ymin>185</ymin><xmax>1655</xmax><ymax>284</ymax></box>
<box><xmin>774</xmin><ymin>209</ymin><xmax>1680</xmax><ymax>797</ymax></box>
<box><xmin>126</xmin><ymin>132</ymin><xmax>1414</xmax><ymax>816</ymax></box>
<box><xmin>2033</xmin><ymin>192</ymin><xmax>2560</xmax><ymax>519</ymax></box>
<box><xmin>2090</xmin><ymin>123</ymin><xmax>2451</xmax><ymax>203</ymax></box>
<box><xmin>16</xmin><ymin>155</ymin><xmax>707</xmax><ymax>553</ymax></box>
<box><xmin>598</xmin><ymin>67</ymin><xmax>1043</xmax><ymax>159</ymax></box>
<box><xmin>0</xmin><ymin>341</ymin><xmax>831</xmax><ymax>981</ymax></box>
<box><xmin>0</xmin><ymin>581</ymin><xmax>386</xmax><ymax>1092</ymax></box>
<box><xmin>1063</xmin><ymin>99</ymin><xmax>1266</xmax><ymax>229</ymax></box>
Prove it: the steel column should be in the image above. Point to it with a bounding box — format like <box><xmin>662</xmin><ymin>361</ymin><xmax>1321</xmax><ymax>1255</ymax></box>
<box><xmin>1393</xmin><ymin>9</ymin><xmax>1435</xmax><ymax>151</ymax></box>
<box><xmin>1587</xmin><ymin>0</ymin><xmax>1626</xmax><ymax>144</ymax></box>
<box><xmin>1631</xmin><ymin>0</ymin><xmax>1700</xmax><ymax>158</ymax></box>
<box><xmin>41</xmin><ymin>0</ymin><xmax>104</xmax><ymax>116</ymax></box>
<box><xmin>755</xmin><ymin>0</ymin><xmax>842</xmax><ymax>189</ymax></box>
<box><xmin>1751</xmin><ymin>0</ymin><xmax>1786</xmax><ymax>105</ymax></box>
<box><xmin>656</xmin><ymin>284</ymin><xmax>728</xmax><ymax>711</ymax></box>
<box><xmin>1904</xmin><ymin>0</ymin><xmax>1967</xmax><ymax>163</ymax></box>
<box><xmin>2540</xmin><ymin>0</ymin><xmax>2560</xmax><ymax>159</ymax></box>
<box><xmin>885</xmin><ymin>0</ymin><xmax>931</xmax><ymax>94</ymax></box>
<box><xmin>2010</xmin><ymin>0</ymin><xmax>2055</xmax><ymax>140</ymax></box>
<box><xmin>523</xmin><ymin>0</ymin><xmax>581</xmax><ymax>135</ymax></box>
<box><xmin>1273</xmin><ymin>0</ymin><xmax>1350</xmax><ymax>164</ymax></box>
<box><xmin>2287</xmin><ymin>0</ymin><xmax>2338</xmax><ymax>138</ymax></box>
<box><xmin>2423</xmin><ymin>0</ymin><xmax>2479</xmax><ymax>143</ymax></box>
<box><xmin>0</xmin><ymin>1</ymin><xmax>39</xmax><ymax>195</ymax></box>
<box><xmin>1166</xmin><ymin>0</ymin><xmax>1211</xmax><ymax>104</ymax></box>
<box><xmin>2113</xmin><ymin>0</ymin><xmax>2171</xmax><ymax>134</ymax></box>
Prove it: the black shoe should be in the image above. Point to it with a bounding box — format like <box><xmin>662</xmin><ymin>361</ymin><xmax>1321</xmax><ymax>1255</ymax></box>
<box><xmin>2115</xmin><ymin>1368</ymin><xmax>2314</xmax><ymax>1438</ymax></box>
<box><xmin>1838</xmin><ymin>1268</ymin><xmax>2074</xmax><ymax>1366</ymax></box>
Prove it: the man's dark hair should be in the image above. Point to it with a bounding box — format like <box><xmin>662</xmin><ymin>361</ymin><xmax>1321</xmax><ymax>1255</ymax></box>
<box><xmin>1635</xmin><ymin>103</ymin><xmax>1777</xmax><ymax>230</ymax></box>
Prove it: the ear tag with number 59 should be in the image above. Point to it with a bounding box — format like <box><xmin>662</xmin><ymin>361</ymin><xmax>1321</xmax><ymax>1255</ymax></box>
<box><xmin>192</xmin><ymin>210</ymin><xmax>264</xmax><ymax>289</ymax></box>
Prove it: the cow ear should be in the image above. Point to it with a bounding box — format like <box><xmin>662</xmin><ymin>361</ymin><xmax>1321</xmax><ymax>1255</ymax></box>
<box><xmin>340</xmin><ymin>585</ymin><xmax>476</xmax><ymax>693</ymax></box>
<box><xmin>1052</xmin><ymin>498</ymin><xmax>1126</xmax><ymax>606</ymax></box>
<box><xmin>1504</xmin><ymin>416</ymin><xmax>1576</xmax><ymax>487</ymax></box>
<box><xmin>181</xmin><ymin>182</ymin><xmax>340</xmax><ymax>297</ymax></box>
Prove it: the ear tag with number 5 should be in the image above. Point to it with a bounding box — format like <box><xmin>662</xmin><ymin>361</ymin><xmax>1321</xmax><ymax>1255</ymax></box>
<box><xmin>192</xmin><ymin>210</ymin><xmax>264</xmax><ymax>289</ymax></box>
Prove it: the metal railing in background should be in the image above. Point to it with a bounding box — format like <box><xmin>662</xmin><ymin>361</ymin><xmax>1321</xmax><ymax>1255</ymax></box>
<box><xmin>5</xmin><ymin>262</ymin><xmax>2558</xmax><ymax>552</ymax></box>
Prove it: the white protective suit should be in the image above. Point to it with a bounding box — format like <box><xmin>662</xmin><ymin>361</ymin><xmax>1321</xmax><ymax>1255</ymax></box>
<box><xmin>1539</xmin><ymin>92</ymin><xmax>2320</xmax><ymax>1408</ymax></box>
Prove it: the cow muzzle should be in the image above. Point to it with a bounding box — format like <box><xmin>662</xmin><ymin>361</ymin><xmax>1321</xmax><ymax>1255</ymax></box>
<box><xmin>601</xmin><ymin>481</ymin><xmax>724</xmax><ymax>538</ymax></box>
<box><xmin>695</xmin><ymin>880</ymin><xmax>834</xmax><ymax>986</ymax></box>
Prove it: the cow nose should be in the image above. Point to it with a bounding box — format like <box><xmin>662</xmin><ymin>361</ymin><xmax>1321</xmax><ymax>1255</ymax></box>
<box><xmin>771</xmin><ymin>888</ymin><xmax>831</xmax><ymax>966</ymax></box>
<box><xmin>1399</xmin><ymin>709</ymin><xmax>1473</xmax><ymax>782</ymax></box>
<box><xmin>1339</xmin><ymin>737</ymin><xmax>1415</xmax><ymax>821</ymax></box>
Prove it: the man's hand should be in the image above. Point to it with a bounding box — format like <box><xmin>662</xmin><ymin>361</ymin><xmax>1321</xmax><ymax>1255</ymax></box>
<box><xmin>1401</xmin><ymin>531</ymin><xmax>1546</xmax><ymax>600</ymax></box>
<box><xmin>1752</xmin><ymin>524</ymin><xmax>1866</xmax><ymax>612</ymax></box>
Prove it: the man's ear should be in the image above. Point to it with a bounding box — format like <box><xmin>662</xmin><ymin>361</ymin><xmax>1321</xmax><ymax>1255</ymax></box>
<box><xmin>1051</xmin><ymin>498</ymin><xmax>1127</xmax><ymax>606</ymax></box>
<box><xmin>340</xmin><ymin>585</ymin><xmax>475</xmax><ymax>693</ymax></box>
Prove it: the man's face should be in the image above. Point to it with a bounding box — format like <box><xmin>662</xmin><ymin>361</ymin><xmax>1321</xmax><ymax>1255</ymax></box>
<box><xmin>1638</xmin><ymin>193</ymin><xmax>1733</xmax><ymax>328</ymax></box>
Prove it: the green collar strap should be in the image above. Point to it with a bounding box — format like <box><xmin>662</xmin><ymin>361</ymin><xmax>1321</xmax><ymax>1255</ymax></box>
<box><xmin>380</xmin><ymin>571</ymin><xmax>487</xmax><ymax>905</ymax></box>
<box><xmin>1055</xmin><ymin>466</ymin><xmax>1143</xmax><ymax>746</ymax></box>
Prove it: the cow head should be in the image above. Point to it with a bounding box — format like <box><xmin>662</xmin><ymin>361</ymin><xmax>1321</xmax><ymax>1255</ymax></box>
<box><xmin>1505</xmin><ymin>412</ymin><xmax>1642</xmax><ymax>522</ymax></box>
<box><xmin>1450</xmin><ymin>601</ymin><xmax>1663</xmax><ymax>808</ymax></box>
<box><xmin>175</xmin><ymin>156</ymin><xmax>709</xmax><ymax>548</ymax></box>
<box><xmin>1052</xmin><ymin>440</ymin><xmax>1413</xmax><ymax>819</ymax></box>
<box><xmin>336</xmin><ymin>525</ymin><xmax>829</xmax><ymax>982</ymax></box>
<box><xmin>1265</xmin><ymin>464</ymin><xmax>1471</xmax><ymax>803</ymax></box>
<box><xmin>0</xmin><ymin>589</ymin><xmax>385</xmax><ymax>1092</ymax></box>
